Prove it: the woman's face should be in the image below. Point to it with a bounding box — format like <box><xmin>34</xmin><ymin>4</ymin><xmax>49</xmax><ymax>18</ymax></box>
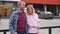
<box><xmin>27</xmin><ymin>7</ymin><xmax>33</xmax><ymax>15</ymax></box>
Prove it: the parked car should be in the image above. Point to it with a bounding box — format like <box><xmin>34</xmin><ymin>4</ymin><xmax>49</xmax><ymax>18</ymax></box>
<box><xmin>38</xmin><ymin>11</ymin><xmax>54</xmax><ymax>19</ymax></box>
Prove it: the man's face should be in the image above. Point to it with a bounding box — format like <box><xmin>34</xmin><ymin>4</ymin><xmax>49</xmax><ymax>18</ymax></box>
<box><xmin>18</xmin><ymin>2</ymin><xmax>25</xmax><ymax>10</ymax></box>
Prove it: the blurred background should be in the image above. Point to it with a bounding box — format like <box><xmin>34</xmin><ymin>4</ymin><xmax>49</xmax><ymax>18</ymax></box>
<box><xmin>0</xmin><ymin>0</ymin><xmax>60</xmax><ymax>34</ymax></box>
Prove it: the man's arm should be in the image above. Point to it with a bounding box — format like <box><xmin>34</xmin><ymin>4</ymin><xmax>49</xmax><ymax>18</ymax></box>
<box><xmin>9</xmin><ymin>12</ymin><xmax>15</xmax><ymax>34</ymax></box>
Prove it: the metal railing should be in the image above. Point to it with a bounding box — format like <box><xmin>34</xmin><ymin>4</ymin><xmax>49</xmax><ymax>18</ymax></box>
<box><xmin>0</xmin><ymin>26</ymin><xmax>60</xmax><ymax>34</ymax></box>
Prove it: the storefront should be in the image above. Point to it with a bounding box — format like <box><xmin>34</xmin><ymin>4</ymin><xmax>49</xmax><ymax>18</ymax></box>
<box><xmin>24</xmin><ymin>0</ymin><xmax>60</xmax><ymax>16</ymax></box>
<box><xmin>0</xmin><ymin>0</ymin><xmax>60</xmax><ymax>16</ymax></box>
<box><xmin>0</xmin><ymin>0</ymin><xmax>18</xmax><ymax>17</ymax></box>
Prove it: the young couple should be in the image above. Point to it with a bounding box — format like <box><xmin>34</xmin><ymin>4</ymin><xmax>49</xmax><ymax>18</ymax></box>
<box><xmin>9</xmin><ymin>0</ymin><xmax>40</xmax><ymax>34</ymax></box>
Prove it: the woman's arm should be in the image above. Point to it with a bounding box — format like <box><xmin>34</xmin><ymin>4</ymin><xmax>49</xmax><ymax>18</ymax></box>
<box><xmin>33</xmin><ymin>13</ymin><xmax>40</xmax><ymax>29</ymax></box>
<box><xmin>27</xmin><ymin>13</ymin><xmax>40</xmax><ymax>29</ymax></box>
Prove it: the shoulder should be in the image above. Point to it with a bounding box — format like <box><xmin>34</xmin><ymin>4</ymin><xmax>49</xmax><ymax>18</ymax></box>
<box><xmin>34</xmin><ymin>13</ymin><xmax>38</xmax><ymax>16</ymax></box>
<box><xmin>12</xmin><ymin>10</ymin><xmax>18</xmax><ymax>15</ymax></box>
<box><xmin>13</xmin><ymin>10</ymin><xmax>18</xmax><ymax>14</ymax></box>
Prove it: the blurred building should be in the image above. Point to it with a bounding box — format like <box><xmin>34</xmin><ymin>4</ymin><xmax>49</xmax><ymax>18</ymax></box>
<box><xmin>0</xmin><ymin>0</ymin><xmax>18</xmax><ymax>17</ymax></box>
<box><xmin>0</xmin><ymin>5</ymin><xmax>12</xmax><ymax>17</ymax></box>
<box><xmin>0</xmin><ymin>0</ymin><xmax>60</xmax><ymax>17</ymax></box>
<box><xmin>24</xmin><ymin>0</ymin><xmax>60</xmax><ymax>16</ymax></box>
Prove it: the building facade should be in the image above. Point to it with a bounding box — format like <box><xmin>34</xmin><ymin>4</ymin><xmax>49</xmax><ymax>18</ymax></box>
<box><xmin>24</xmin><ymin>0</ymin><xmax>60</xmax><ymax>16</ymax></box>
<box><xmin>0</xmin><ymin>0</ymin><xmax>60</xmax><ymax>16</ymax></box>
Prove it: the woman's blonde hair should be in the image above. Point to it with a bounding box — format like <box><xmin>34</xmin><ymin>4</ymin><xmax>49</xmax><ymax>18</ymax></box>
<box><xmin>25</xmin><ymin>4</ymin><xmax>35</xmax><ymax>15</ymax></box>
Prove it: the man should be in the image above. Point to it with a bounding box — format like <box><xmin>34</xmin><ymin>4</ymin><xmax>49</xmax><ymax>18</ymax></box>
<box><xmin>9</xmin><ymin>0</ymin><xmax>28</xmax><ymax>34</ymax></box>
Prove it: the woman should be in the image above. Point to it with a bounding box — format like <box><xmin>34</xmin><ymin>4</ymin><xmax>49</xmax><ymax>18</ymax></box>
<box><xmin>26</xmin><ymin>5</ymin><xmax>40</xmax><ymax>34</ymax></box>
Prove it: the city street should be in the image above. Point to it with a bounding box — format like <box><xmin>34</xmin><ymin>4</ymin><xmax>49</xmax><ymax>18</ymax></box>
<box><xmin>0</xmin><ymin>19</ymin><xmax>60</xmax><ymax>34</ymax></box>
<box><xmin>0</xmin><ymin>0</ymin><xmax>60</xmax><ymax>34</ymax></box>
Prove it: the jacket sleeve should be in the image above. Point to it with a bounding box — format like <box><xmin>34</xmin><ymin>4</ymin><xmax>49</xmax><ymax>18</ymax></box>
<box><xmin>9</xmin><ymin>12</ymin><xmax>15</xmax><ymax>34</ymax></box>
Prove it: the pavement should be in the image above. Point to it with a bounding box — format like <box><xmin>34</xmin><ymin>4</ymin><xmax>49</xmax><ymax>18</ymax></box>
<box><xmin>0</xmin><ymin>18</ymin><xmax>60</xmax><ymax>34</ymax></box>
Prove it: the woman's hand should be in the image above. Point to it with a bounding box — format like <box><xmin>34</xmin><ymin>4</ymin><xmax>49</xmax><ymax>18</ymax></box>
<box><xmin>30</xmin><ymin>26</ymin><xmax>40</xmax><ymax>29</ymax></box>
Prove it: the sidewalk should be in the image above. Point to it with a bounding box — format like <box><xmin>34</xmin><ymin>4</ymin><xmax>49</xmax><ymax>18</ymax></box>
<box><xmin>54</xmin><ymin>16</ymin><xmax>60</xmax><ymax>19</ymax></box>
